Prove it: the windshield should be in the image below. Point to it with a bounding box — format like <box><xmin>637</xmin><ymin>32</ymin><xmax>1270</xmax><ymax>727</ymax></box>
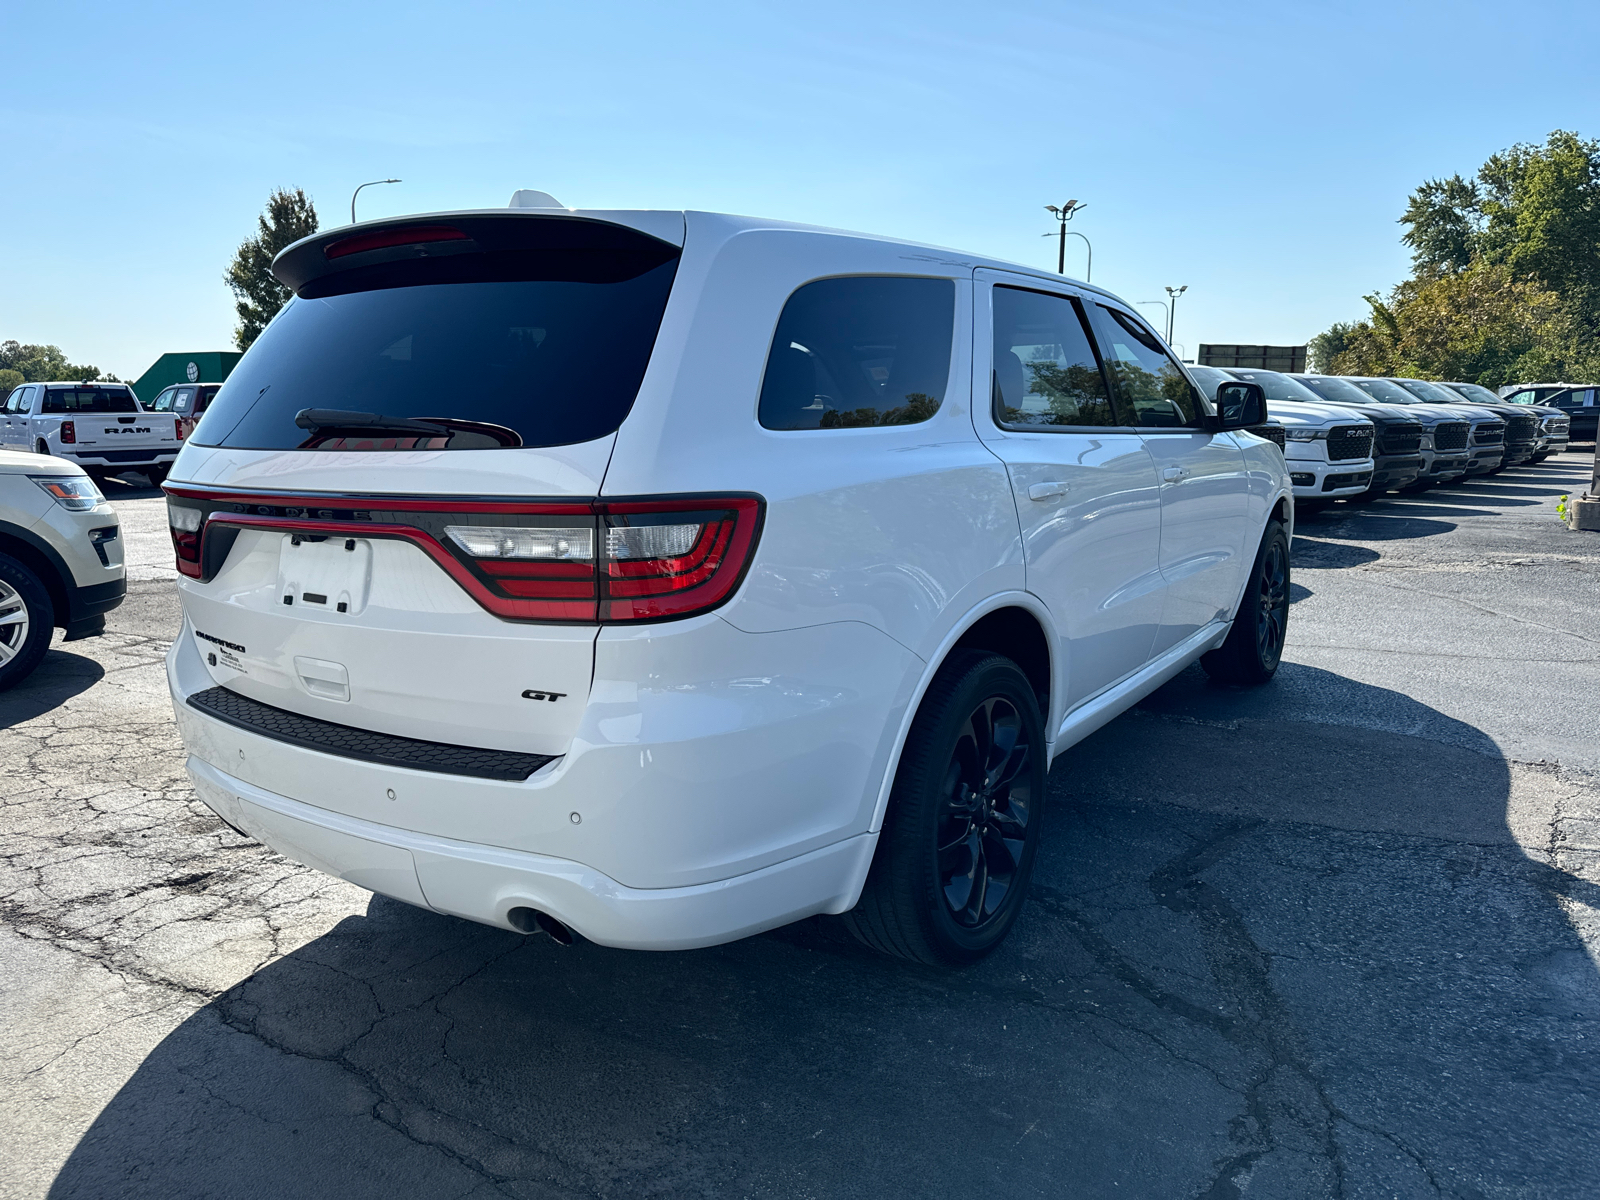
<box><xmin>41</xmin><ymin>387</ymin><xmax>140</xmax><ymax>414</ymax></box>
<box><xmin>1291</xmin><ymin>374</ymin><xmax>1374</xmax><ymax>406</ymax></box>
<box><xmin>1445</xmin><ymin>382</ymin><xmax>1501</xmax><ymax>405</ymax></box>
<box><xmin>1222</xmin><ymin>368</ymin><xmax>1323</xmax><ymax>404</ymax></box>
<box><xmin>195</xmin><ymin>237</ymin><xmax>680</xmax><ymax>451</ymax></box>
<box><xmin>1348</xmin><ymin>378</ymin><xmax>1420</xmax><ymax>404</ymax></box>
<box><xmin>1185</xmin><ymin>365</ymin><xmax>1234</xmax><ymax>400</ymax></box>
<box><xmin>1395</xmin><ymin>378</ymin><xmax>1463</xmax><ymax>403</ymax></box>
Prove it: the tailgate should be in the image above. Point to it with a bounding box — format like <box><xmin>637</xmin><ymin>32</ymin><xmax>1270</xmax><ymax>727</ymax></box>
<box><xmin>75</xmin><ymin>413</ymin><xmax>179</xmax><ymax>451</ymax></box>
<box><xmin>179</xmin><ymin>525</ymin><xmax>595</xmax><ymax>756</ymax></box>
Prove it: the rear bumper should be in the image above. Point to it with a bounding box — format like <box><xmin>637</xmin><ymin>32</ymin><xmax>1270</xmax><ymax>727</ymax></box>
<box><xmin>70</xmin><ymin>449</ymin><xmax>179</xmax><ymax>468</ymax></box>
<box><xmin>187</xmin><ymin>755</ymin><xmax>877</xmax><ymax>950</ymax></box>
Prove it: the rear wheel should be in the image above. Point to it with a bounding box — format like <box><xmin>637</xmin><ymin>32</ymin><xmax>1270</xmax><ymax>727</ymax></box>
<box><xmin>34</xmin><ymin>439</ymin><xmax>50</xmax><ymax>458</ymax></box>
<box><xmin>1202</xmin><ymin>518</ymin><xmax>1289</xmax><ymax>687</ymax></box>
<box><xmin>845</xmin><ymin>651</ymin><xmax>1046</xmax><ymax>966</ymax></box>
<box><xmin>144</xmin><ymin>464</ymin><xmax>169</xmax><ymax>487</ymax></box>
<box><xmin>0</xmin><ymin>554</ymin><xmax>54</xmax><ymax>691</ymax></box>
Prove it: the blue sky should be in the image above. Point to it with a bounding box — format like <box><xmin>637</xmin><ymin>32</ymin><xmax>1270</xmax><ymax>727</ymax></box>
<box><xmin>5</xmin><ymin>0</ymin><xmax>1599</xmax><ymax>378</ymax></box>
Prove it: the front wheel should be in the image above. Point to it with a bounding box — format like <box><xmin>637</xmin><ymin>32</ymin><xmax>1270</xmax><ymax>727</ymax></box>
<box><xmin>1202</xmin><ymin>518</ymin><xmax>1289</xmax><ymax>686</ymax></box>
<box><xmin>845</xmin><ymin>651</ymin><xmax>1047</xmax><ymax>966</ymax></box>
<box><xmin>0</xmin><ymin>553</ymin><xmax>55</xmax><ymax>691</ymax></box>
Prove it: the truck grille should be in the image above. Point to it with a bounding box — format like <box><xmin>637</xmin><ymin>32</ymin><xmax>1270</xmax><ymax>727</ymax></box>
<box><xmin>1378</xmin><ymin>422</ymin><xmax>1423</xmax><ymax>454</ymax></box>
<box><xmin>1472</xmin><ymin>422</ymin><xmax>1505</xmax><ymax>445</ymax></box>
<box><xmin>1506</xmin><ymin>414</ymin><xmax>1539</xmax><ymax>445</ymax></box>
<box><xmin>1432</xmin><ymin>422</ymin><xmax>1470</xmax><ymax>452</ymax></box>
<box><xmin>186</xmin><ymin>686</ymin><xmax>557</xmax><ymax>781</ymax></box>
<box><xmin>1326</xmin><ymin>425</ymin><xmax>1374</xmax><ymax>461</ymax></box>
<box><xmin>1247</xmin><ymin>423</ymin><xmax>1286</xmax><ymax>449</ymax></box>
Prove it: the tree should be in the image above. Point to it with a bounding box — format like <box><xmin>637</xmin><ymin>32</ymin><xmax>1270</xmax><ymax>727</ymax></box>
<box><xmin>1307</xmin><ymin>322</ymin><xmax>1355</xmax><ymax>373</ymax></box>
<box><xmin>1312</xmin><ymin>129</ymin><xmax>1600</xmax><ymax>386</ymax></box>
<box><xmin>225</xmin><ymin>188</ymin><xmax>319</xmax><ymax>350</ymax></box>
<box><xmin>0</xmin><ymin>340</ymin><xmax>111</xmax><ymax>385</ymax></box>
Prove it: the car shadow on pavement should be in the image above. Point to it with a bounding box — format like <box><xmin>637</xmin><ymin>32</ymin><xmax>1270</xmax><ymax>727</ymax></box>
<box><xmin>44</xmin><ymin>666</ymin><xmax>1600</xmax><ymax>1198</ymax></box>
<box><xmin>1291</xmin><ymin>538</ymin><xmax>1379</xmax><ymax>569</ymax></box>
<box><xmin>0</xmin><ymin>646</ymin><xmax>105</xmax><ymax>729</ymax></box>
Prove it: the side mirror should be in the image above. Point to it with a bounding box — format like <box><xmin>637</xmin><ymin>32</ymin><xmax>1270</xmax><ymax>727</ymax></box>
<box><xmin>1209</xmin><ymin>381</ymin><xmax>1266</xmax><ymax>430</ymax></box>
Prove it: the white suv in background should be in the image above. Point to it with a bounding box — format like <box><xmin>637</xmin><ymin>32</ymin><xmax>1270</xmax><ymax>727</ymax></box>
<box><xmin>0</xmin><ymin>449</ymin><xmax>125</xmax><ymax>688</ymax></box>
<box><xmin>164</xmin><ymin>201</ymin><xmax>1291</xmax><ymax>965</ymax></box>
<box><xmin>1189</xmin><ymin>366</ymin><xmax>1374</xmax><ymax>506</ymax></box>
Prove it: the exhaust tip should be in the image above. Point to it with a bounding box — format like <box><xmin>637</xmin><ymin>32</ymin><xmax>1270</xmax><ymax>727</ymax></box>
<box><xmin>506</xmin><ymin>906</ymin><xmax>576</xmax><ymax>946</ymax></box>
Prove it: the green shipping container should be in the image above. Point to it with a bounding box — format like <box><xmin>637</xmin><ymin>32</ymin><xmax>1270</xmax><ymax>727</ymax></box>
<box><xmin>132</xmin><ymin>351</ymin><xmax>242</xmax><ymax>404</ymax></box>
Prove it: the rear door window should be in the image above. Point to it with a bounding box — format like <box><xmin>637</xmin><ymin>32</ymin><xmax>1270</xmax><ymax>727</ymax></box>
<box><xmin>40</xmin><ymin>387</ymin><xmax>140</xmax><ymax>414</ymax></box>
<box><xmin>990</xmin><ymin>286</ymin><xmax>1119</xmax><ymax>428</ymax></box>
<box><xmin>196</xmin><ymin>219</ymin><xmax>681</xmax><ymax>451</ymax></box>
<box><xmin>1085</xmin><ymin>305</ymin><xmax>1200</xmax><ymax>427</ymax></box>
<box><xmin>148</xmin><ymin>388</ymin><xmax>179</xmax><ymax>412</ymax></box>
<box><xmin>757</xmin><ymin>276</ymin><xmax>954</xmax><ymax>430</ymax></box>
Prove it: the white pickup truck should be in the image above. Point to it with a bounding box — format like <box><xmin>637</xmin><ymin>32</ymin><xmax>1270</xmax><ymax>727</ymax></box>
<box><xmin>1</xmin><ymin>381</ymin><xmax>182</xmax><ymax>485</ymax></box>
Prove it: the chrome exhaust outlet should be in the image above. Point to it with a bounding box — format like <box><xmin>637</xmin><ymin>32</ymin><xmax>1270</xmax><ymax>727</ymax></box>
<box><xmin>506</xmin><ymin>906</ymin><xmax>575</xmax><ymax>945</ymax></box>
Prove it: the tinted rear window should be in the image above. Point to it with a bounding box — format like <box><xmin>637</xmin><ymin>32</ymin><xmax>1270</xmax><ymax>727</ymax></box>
<box><xmin>195</xmin><ymin>226</ymin><xmax>680</xmax><ymax>451</ymax></box>
<box><xmin>42</xmin><ymin>388</ymin><xmax>140</xmax><ymax>414</ymax></box>
<box><xmin>758</xmin><ymin>277</ymin><xmax>954</xmax><ymax>430</ymax></box>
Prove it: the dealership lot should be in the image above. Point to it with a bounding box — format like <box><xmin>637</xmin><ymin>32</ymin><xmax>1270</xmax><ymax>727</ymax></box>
<box><xmin>2</xmin><ymin>454</ymin><xmax>1598</xmax><ymax>1199</ymax></box>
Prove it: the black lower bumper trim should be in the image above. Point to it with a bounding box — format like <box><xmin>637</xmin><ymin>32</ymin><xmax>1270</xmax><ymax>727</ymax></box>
<box><xmin>186</xmin><ymin>686</ymin><xmax>558</xmax><ymax>781</ymax></box>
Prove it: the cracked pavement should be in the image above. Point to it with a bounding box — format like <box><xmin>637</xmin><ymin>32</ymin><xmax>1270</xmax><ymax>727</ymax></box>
<box><xmin>3</xmin><ymin>454</ymin><xmax>1599</xmax><ymax>1199</ymax></box>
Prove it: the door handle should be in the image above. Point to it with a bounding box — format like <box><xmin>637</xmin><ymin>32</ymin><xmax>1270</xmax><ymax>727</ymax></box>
<box><xmin>1161</xmin><ymin>466</ymin><xmax>1190</xmax><ymax>483</ymax></box>
<box><xmin>1027</xmin><ymin>481</ymin><xmax>1069</xmax><ymax>501</ymax></box>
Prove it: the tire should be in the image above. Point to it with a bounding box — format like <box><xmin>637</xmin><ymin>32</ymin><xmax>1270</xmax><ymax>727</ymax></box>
<box><xmin>1202</xmin><ymin>518</ymin><xmax>1289</xmax><ymax>687</ymax></box>
<box><xmin>844</xmin><ymin>650</ymin><xmax>1047</xmax><ymax>966</ymax></box>
<box><xmin>1530</xmin><ymin>453</ymin><xmax>1549</xmax><ymax>464</ymax></box>
<box><xmin>144</xmin><ymin>464</ymin><xmax>169</xmax><ymax>487</ymax></box>
<box><xmin>1398</xmin><ymin>477</ymin><xmax>1433</xmax><ymax>494</ymax></box>
<box><xmin>0</xmin><ymin>553</ymin><xmax>55</xmax><ymax>691</ymax></box>
<box><xmin>35</xmin><ymin>440</ymin><xmax>50</xmax><ymax>458</ymax></box>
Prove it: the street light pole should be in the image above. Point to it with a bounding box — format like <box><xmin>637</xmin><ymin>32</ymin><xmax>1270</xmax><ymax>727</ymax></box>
<box><xmin>1044</xmin><ymin>201</ymin><xmax>1087</xmax><ymax>274</ymax></box>
<box><xmin>1164</xmin><ymin>285</ymin><xmax>1188</xmax><ymax>345</ymax></box>
<box><xmin>351</xmin><ymin>178</ymin><xmax>401</xmax><ymax>224</ymax></box>
<box><xmin>1137</xmin><ymin>300</ymin><xmax>1169</xmax><ymax>336</ymax></box>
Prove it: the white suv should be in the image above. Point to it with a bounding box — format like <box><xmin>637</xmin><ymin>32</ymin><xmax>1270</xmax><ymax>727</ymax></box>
<box><xmin>163</xmin><ymin>202</ymin><xmax>1292</xmax><ymax>964</ymax></box>
<box><xmin>0</xmin><ymin>449</ymin><xmax>125</xmax><ymax>688</ymax></box>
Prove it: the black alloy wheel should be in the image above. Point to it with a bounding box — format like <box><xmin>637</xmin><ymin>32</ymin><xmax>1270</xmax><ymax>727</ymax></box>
<box><xmin>1202</xmin><ymin>518</ymin><xmax>1289</xmax><ymax>686</ymax></box>
<box><xmin>845</xmin><ymin>651</ymin><xmax>1046</xmax><ymax>965</ymax></box>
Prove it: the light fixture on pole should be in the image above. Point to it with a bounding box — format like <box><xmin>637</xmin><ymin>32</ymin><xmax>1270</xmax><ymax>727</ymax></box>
<box><xmin>1043</xmin><ymin>201</ymin><xmax>1088</xmax><ymax>275</ymax></box>
<box><xmin>1164</xmin><ymin>285</ymin><xmax>1188</xmax><ymax>344</ymax></box>
<box><xmin>351</xmin><ymin>179</ymin><xmax>402</xmax><ymax>224</ymax></box>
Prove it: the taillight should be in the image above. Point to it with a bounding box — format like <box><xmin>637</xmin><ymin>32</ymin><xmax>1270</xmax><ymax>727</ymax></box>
<box><xmin>160</xmin><ymin>490</ymin><xmax>763</xmax><ymax>623</ymax></box>
<box><xmin>442</xmin><ymin>497</ymin><xmax>762</xmax><ymax>622</ymax></box>
<box><xmin>167</xmin><ymin>499</ymin><xmax>202</xmax><ymax>577</ymax></box>
<box><xmin>60</xmin><ymin>421</ymin><xmax>76</xmax><ymax>444</ymax></box>
<box><xmin>599</xmin><ymin>500</ymin><xmax>761</xmax><ymax>621</ymax></box>
<box><xmin>175</xmin><ymin>417</ymin><xmax>185</xmax><ymax>441</ymax></box>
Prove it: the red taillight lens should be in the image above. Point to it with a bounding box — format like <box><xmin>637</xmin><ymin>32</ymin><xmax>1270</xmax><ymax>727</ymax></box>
<box><xmin>324</xmin><ymin>225</ymin><xmax>470</xmax><ymax>260</ymax></box>
<box><xmin>599</xmin><ymin>499</ymin><xmax>762</xmax><ymax>622</ymax></box>
<box><xmin>175</xmin><ymin>417</ymin><xmax>185</xmax><ymax>441</ymax></box>
<box><xmin>60</xmin><ymin>421</ymin><xmax>76</xmax><ymax>444</ymax></box>
<box><xmin>167</xmin><ymin>499</ymin><xmax>203</xmax><ymax>577</ymax></box>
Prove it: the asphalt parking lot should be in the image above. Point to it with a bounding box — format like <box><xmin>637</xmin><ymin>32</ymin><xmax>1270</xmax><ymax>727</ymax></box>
<box><xmin>3</xmin><ymin>452</ymin><xmax>1598</xmax><ymax>1200</ymax></box>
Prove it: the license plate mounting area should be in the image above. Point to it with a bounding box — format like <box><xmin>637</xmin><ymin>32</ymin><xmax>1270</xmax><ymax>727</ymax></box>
<box><xmin>277</xmin><ymin>535</ymin><xmax>373</xmax><ymax>616</ymax></box>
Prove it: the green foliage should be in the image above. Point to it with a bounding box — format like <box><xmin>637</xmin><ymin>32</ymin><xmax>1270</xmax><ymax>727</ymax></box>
<box><xmin>0</xmin><ymin>340</ymin><xmax>112</xmax><ymax>390</ymax></box>
<box><xmin>225</xmin><ymin>188</ymin><xmax>319</xmax><ymax>351</ymax></box>
<box><xmin>818</xmin><ymin>392</ymin><xmax>941</xmax><ymax>427</ymax></box>
<box><xmin>1314</xmin><ymin>130</ymin><xmax>1600</xmax><ymax>386</ymax></box>
<box><xmin>1307</xmin><ymin>322</ymin><xmax>1355</xmax><ymax>373</ymax></box>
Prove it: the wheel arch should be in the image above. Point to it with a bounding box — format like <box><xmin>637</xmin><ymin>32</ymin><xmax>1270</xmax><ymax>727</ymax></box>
<box><xmin>0</xmin><ymin>521</ymin><xmax>68</xmax><ymax>628</ymax></box>
<box><xmin>866</xmin><ymin>592</ymin><xmax>1057</xmax><ymax>836</ymax></box>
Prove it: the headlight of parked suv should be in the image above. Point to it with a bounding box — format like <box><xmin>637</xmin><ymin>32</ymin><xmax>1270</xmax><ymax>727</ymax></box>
<box><xmin>1283</xmin><ymin>429</ymin><xmax>1327</xmax><ymax>441</ymax></box>
<box><xmin>32</xmin><ymin>475</ymin><xmax>105</xmax><ymax>512</ymax></box>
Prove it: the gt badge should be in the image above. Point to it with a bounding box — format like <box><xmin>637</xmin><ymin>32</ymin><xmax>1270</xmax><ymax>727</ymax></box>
<box><xmin>521</xmin><ymin>689</ymin><xmax>567</xmax><ymax>702</ymax></box>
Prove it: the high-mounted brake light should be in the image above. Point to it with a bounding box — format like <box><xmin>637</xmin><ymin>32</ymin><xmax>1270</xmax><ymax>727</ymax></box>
<box><xmin>324</xmin><ymin>225</ymin><xmax>471</xmax><ymax>260</ymax></box>
<box><xmin>60</xmin><ymin>421</ymin><xmax>76</xmax><ymax>444</ymax></box>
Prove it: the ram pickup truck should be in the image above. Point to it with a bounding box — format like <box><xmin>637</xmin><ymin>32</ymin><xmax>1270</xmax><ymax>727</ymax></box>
<box><xmin>0</xmin><ymin>382</ymin><xmax>182</xmax><ymax>485</ymax></box>
<box><xmin>1189</xmin><ymin>366</ymin><xmax>1373</xmax><ymax>505</ymax></box>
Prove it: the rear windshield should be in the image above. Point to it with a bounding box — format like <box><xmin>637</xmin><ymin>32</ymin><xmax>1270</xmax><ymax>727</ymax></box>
<box><xmin>195</xmin><ymin>227</ymin><xmax>680</xmax><ymax>451</ymax></box>
<box><xmin>41</xmin><ymin>387</ymin><xmax>140</xmax><ymax>414</ymax></box>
